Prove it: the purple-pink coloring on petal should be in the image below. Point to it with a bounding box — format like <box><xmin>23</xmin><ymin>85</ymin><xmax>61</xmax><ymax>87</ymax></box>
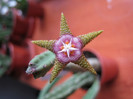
<box><xmin>53</xmin><ymin>34</ymin><xmax>83</xmax><ymax>63</ymax></box>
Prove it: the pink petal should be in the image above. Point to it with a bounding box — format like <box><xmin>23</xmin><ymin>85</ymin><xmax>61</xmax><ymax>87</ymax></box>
<box><xmin>57</xmin><ymin>53</ymin><xmax>70</xmax><ymax>63</ymax></box>
<box><xmin>70</xmin><ymin>50</ymin><xmax>82</xmax><ymax>61</ymax></box>
<box><xmin>72</xmin><ymin>37</ymin><xmax>82</xmax><ymax>49</ymax></box>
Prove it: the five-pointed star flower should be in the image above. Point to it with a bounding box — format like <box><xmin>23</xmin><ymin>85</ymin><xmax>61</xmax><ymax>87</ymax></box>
<box><xmin>32</xmin><ymin>13</ymin><xmax>103</xmax><ymax>83</ymax></box>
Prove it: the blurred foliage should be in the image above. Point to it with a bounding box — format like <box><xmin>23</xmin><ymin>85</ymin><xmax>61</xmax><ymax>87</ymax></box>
<box><xmin>0</xmin><ymin>0</ymin><xmax>28</xmax><ymax>43</ymax></box>
<box><xmin>0</xmin><ymin>10</ymin><xmax>13</xmax><ymax>45</ymax></box>
<box><xmin>38</xmin><ymin>72</ymin><xmax>99</xmax><ymax>99</ymax></box>
<box><xmin>0</xmin><ymin>29</ymin><xmax>11</xmax><ymax>46</ymax></box>
<box><xmin>0</xmin><ymin>28</ymin><xmax>12</xmax><ymax>77</ymax></box>
<box><xmin>83</xmin><ymin>78</ymin><xmax>100</xmax><ymax>99</ymax></box>
<box><xmin>0</xmin><ymin>11</ymin><xmax>13</xmax><ymax>29</ymax></box>
<box><xmin>0</xmin><ymin>1</ymin><xmax>13</xmax><ymax>77</ymax></box>
<box><xmin>38</xmin><ymin>77</ymin><xmax>60</xmax><ymax>99</ymax></box>
<box><xmin>15</xmin><ymin>0</ymin><xmax>28</xmax><ymax>16</ymax></box>
<box><xmin>0</xmin><ymin>54</ymin><xmax>11</xmax><ymax>77</ymax></box>
<box><xmin>0</xmin><ymin>0</ymin><xmax>29</xmax><ymax>77</ymax></box>
<box><xmin>0</xmin><ymin>0</ymin><xmax>28</xmax><ymax>16</ymax></box>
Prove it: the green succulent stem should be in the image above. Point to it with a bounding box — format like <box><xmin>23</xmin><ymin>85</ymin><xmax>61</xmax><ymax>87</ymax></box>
<box><xmin>38</xmin><ymin>77</ymin><xmax>60</xmax><ymax>99</ymax></box>
<box><xmin>42</xmin><ymin>72</ymin><xmax>96</xmax><ymax>99</ymax></box>
<box><xmin>26</xmin><ymin>51</ymin><xmax>55</xmax><ymax>78</ymax></box>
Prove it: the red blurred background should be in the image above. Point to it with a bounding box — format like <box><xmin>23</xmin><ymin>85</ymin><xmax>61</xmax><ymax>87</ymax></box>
<box><xmin>2</xmin><ymin>0</ymin><xmax>133</xmax><ymax>99</ymax></box>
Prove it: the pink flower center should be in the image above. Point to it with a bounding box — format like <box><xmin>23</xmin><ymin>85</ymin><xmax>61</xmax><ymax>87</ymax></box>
<box><xmin>58</xmin><ymin>38</ymin><xmax>78</xmax><ymax>57</ymax></box>
<box><xmin>53</xmin><ymin>34</ymin><xmax>82</xmax><ymax>63</ymax></box>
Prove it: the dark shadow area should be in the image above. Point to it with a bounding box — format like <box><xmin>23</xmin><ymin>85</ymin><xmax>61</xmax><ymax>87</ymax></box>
<box><xmin>0</xmin><ymin>75</ymin><xmax>39</xmax><ymax>99</ymax></box>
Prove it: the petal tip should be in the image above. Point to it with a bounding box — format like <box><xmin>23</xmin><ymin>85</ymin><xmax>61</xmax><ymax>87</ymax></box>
<box><xmin>61</xmin><ymin>12</ymin><xmax>64</xmax><ymax>16</ymax></box>
<box><xmin>31</xmin><ymin>40</ymin><xmax>36</xmax><ymax>44</ymax></box>
<box><xmin>99</xmin><ymin>30</ymin><xmax>104</xmax><ymax>34</ymax></box>
<box><xmin>92</xmin><ymin>70</ymin><xmax>97</xmax><ymax>75</ymax></box>
<box><xmin>50</xmin><ymin>77</ymin><xmax>54</xmax><ymax>83</ymax></box>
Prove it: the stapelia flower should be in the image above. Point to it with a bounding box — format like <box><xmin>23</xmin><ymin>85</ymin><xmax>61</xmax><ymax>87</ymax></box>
<box><xmin>32</xmin><ymin>13</ymin><xmax>103</xmax><ymax>83</ymax></box>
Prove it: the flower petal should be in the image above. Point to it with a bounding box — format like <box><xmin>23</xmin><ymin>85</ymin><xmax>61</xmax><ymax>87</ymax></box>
<box><xmin>72</xmin><ymin>37</ymin><xmax>82</xmax><ymax>49</ymax></box>
<box><xmin>56</xmin><ymin>53</ymin><xmax>70</xmax><ymax>63</ymax></box>
<box><xmin>70</xmin><ymin>50</ymin><xmax>82</xmax><ymax>61</ymax></box>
